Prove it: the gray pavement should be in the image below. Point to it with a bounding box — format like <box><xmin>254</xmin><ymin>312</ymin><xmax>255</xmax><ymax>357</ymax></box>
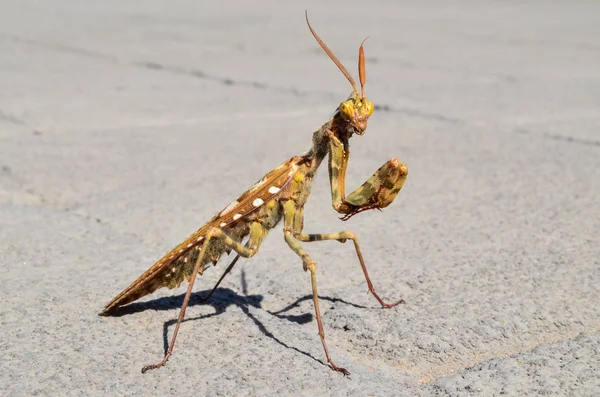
<box><xmin>1</xmin><ymin>1</ymin><xmax>599</xmax><ymax>396</ymax></box>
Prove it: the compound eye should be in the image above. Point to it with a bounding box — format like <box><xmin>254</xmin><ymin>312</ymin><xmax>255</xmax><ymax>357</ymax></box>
<box><xmin>340</xmin><ymin>101</ymin><xmax>354</xmax><ymax>119</ymax></box>
<box><xmin>363</xmin><ymin>101</ymin><xmax>374</xmax><ymax>117</ymax></box>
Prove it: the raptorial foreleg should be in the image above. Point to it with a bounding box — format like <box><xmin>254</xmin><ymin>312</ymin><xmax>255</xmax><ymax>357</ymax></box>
<box><xmin>340</xmin><ymin>158</ymin><xmax>408</xmax><ymax>220</ymax></box>
<box><xmin>328</xmin><ymin>134</ymin><xmax>408</xmax><ymax>220</ymax></box>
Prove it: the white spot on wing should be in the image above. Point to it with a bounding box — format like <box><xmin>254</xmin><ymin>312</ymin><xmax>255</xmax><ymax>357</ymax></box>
<box><xmin>219</xmin><ymin>222</ymin><xmax>227</xmax><ymax>227</ymax></box>
<box><xmin>268</xmin><ymin>186</ymin><xmax>280</xmax><ymax>194</ymax></box>
<box><xmin>233</xmin><ymin>214</ymin><xmax>242</xmax><ymax>221</ymax></box>
<box><xmin>220</xmin><ymin>200</ymin><xmax>239</xmax><ymax>216</ymax></box>
<box><xmin>252</xmin><ymin>198</ymin><xmax>264</xmax><ymax>207</ymax></box>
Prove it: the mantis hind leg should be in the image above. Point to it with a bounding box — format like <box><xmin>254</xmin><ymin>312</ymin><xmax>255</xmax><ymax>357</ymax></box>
<box><xmin>298</xmin><ymin>231</ymin><xmax>404</xmax><ymax>308</ymax></box>
<box><xmin>141</xmin><ymin>222</ymin><xmax>268</xmax><ymax>373</ymax></box>
<box><xmin>197</xmin><ymin>254</ymin><xmax>241</xmax><ymax>303</ymax></box>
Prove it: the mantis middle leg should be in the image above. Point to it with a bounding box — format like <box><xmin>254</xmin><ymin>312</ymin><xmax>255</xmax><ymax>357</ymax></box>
<box><xmin>282</xmin><ymin>198</ymin><xmax>402</xmax><ymax>375</ymax></box>
<box><xmin>298</xmin><ymin>231</ymin><xmax>404</xmax><ymax>308</ymax></box>
<box><xmin>283</xmin><ymin>200</ymin><xmax>350</xmax><ymax>375</ymax></box>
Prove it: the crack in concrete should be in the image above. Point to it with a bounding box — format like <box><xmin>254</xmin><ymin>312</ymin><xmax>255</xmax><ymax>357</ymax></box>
<box><xmin>543</xmin><ymin>133</ymin><xmax>600</xmax><ymax>148</ymax></box>
<box><xmin>0</xmin><ymin>110</ymin><xmax>26</xmax><ymax>126</ymax></box>
<box><xmin>131</xmin><ymin>60</ymin><xmax>326</xmax><ymax>98</ymax></box>
<box><xmin>5</xmin><ymin>34</ymin><xmax>334</xmax><ymax>99</ymax></box>
<box><xmin>5</xmin><ymin>34</ymin><xmax>465</xmax><ymax>126</ymax></box>
<box><xmin>6</xmin><ymin>34</ymin><xmax>119</xmax><ymax>63</ymax></box>
<box><xmin>375</xmin><ymin>104</ymin><xmax>465</xmax><ymax>124</ymax></box>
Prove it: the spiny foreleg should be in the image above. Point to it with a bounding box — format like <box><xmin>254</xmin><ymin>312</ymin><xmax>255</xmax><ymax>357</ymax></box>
<box><xmin>340</xmin><ymin>158</ymin><xmax>408</xmax><ymax>220</ymax></box>
<box><xmin>141</xmin><ymin>222</ymin><xmax>268</xmax><ymax>373</ymax></box>
<box><xmin>329</xmin><ymin>134</ymin><xmax>408</xmax><ymax>220</ymax></box>
<box><xmin>298</xmin><ymin>231</ymin><xmax>404</xmax><ymax>308</ymax></box>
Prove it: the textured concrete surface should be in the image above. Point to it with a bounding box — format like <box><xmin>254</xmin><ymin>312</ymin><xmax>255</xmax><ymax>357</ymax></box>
<box><xmin>1</xmin><ymin>1</ymin><xmax>599</xmax><ymax>396</ymax></box>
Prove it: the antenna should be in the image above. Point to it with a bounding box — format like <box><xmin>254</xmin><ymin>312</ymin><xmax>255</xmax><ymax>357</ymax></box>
<box><xmin>358</xmin><ymin>38</ymin><xmax>368</xmax><ymax>98</ymax></box>
<box><xmin>305</xmin><ymin>11</ymin><xmax>359</xmax><ymax>96</ymax></box>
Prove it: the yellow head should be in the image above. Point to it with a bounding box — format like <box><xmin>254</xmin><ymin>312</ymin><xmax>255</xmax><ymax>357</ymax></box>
<box><xmin>306</xmin><ymin>12</ymin><xmax>374</xmax><ymax>136</ymax></box>
<box><xmin>339</xmin><ymin>93</ymin><xmax>374</xmax><ymax>135</ymax></box>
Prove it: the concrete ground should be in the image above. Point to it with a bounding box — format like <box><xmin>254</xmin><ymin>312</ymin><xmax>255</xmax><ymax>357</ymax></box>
<box><xmin>1</xmin><ymin>1</ymin><xmax>599</xmax><ymax>396</ymax></box>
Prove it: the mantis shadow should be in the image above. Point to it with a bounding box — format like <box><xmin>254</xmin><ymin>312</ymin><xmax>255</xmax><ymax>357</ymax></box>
<box><xmin>103</xmin><ymin>287</ymin><xmax>368</xmax><ymax>370</ymax></box>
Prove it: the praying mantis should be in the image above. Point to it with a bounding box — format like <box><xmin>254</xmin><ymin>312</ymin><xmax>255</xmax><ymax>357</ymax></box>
<box><xmin>100</xmin><ymin>13</ymin><xmax>409</xmax><ymax>376</ymax></box>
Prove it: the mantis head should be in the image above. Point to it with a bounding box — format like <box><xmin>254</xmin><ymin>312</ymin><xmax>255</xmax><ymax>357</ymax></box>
<box><xmin>306</xmin><ymin>12</ymin><xmax>374</xmax><ymax>136</ymax></box>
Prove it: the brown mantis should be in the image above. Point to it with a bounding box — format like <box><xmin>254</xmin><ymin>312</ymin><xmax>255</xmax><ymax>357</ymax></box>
<box><xmin>100</xmin><ymin>13</ymin><xmax>408</xmax><ymax>376</ymax></box>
